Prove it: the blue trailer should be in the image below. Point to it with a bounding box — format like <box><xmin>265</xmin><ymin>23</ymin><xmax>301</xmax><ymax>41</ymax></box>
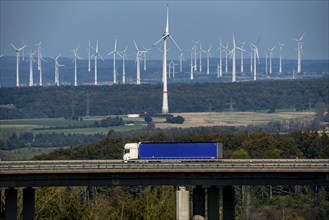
<box><xmin>123</xmin><ymin>142</ymin><xmax>222</xmax><ymax>161</ymax></box>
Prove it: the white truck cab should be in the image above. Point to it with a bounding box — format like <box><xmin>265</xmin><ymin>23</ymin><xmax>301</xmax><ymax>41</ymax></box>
<box><xmin>123</xmin><ymin>143</ymin><xmax>139</xmax><ymax>160</ymax></box>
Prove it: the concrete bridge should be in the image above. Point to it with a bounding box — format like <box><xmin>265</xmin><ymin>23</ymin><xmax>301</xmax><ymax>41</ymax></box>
<box><xmin>1</xmin><ymin>159</ymin><xmax>329</xmax><ymax>219</ymax></box>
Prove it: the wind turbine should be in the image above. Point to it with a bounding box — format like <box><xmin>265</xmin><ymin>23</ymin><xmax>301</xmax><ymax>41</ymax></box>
<box><xmin>178</xmin><ymin>51</ymin><xmax>184</xmax><ymax>73</ymax></box>
<box><xmin>108</xmin><ymin>39</ymin><xmax>122</xmax><ymax>84</ymax></box>
<box><xmin>278</xmin><ymin>42</ymin><xmax>285</xmax><ymax>73</ymax></box>
<box><xmin>202</xmin><ymin>45</ymin><xmax>212</xmax><ymax>75</ymax></box>
<box><xmin>228</xmin><ymin>34</ymin><xmax>244</xmax><ymax>82</ymax></box>
<box><xmin>250</xmin><ymin>44</ymin><xmax>253</xmax><ymax>73</ymax></box>
<box><xmin>120</xmin><ymin>46</ymin><xmax>128</xmax><ymax>84</ymax></box>
<box><xmin>153</xmin><ymin>4</ymin><xmax>182</xmax><ymax>114</ymax></box>
<box><xmin>27</xmin><ymin>50</ymin><xmax>36</xmax><ymax>86</ymax></box>
<box><xmin>142</xmin><ymin>44</ymin><xmax>151</xmax><ymax>71</ymax></box>
<box><xmin>192</xmin><ymin>41</ymin><xmax>199</xmax><ymax>71</ymax></box>
<box><xmin>199</xmin><ymin>43</ymin><xmax>203</xmax><ymax>72</ymax></box>
<box><xmin>72</xmin><ymin>45</ymin><xmax>82</xmax><ymax>86</ymax></box>
<box><xmin>223</xmin><ymin>42</ymin><xmax>229</xmax><ymax>73</ymax></box>
<box><xmin>87</xmin><ymin>40</ymin><xmax>92</xmax><ymax>73</ymax></box>
<box><xmin>240</xmin><ymin>41</ymin><xmax>246</xmax><ymax>73</ymax></box>
<box><xmin>52</xmin><ymin>54</ymin><xmax>64</xmax><ymax>86</ymax></box>
<box><xmin>190</xmin><ymin>50</ymin><xmax>194</xmax><ymax>80</ymax></box>
<box><xmin>216</xmin><ymin>40</ymin><xmax>224</xmax><ymax>78</ymax></box>
<box><xmin>10</xmin><ymin>43</ymin><xmax>27</xmax><ymax>87</ymax></box>
<box><xmin>35</xmin><ymin>42</ymin><xmax>47</xmax><ymax>86</ymax></box>
<box><xmin>264</xmin><ymin>49</ymin><xmax>268</xmax><ymax>74</ymax></box>
<box><xmin>293</xmin><ymin>33</ymin><xmax>305</xmax><ymax>73</ymax></box>
<box><xmin>133</xmin><ymin>40</ymin><xmax>144</xmax><ymax>85</ymax></box>
<box><xmin>267</xmin><ymin>46</ymin><xmax>275</xmax><ymax>74</ymax></box>
<box><xmin>251</xmin><ymin>43</ymin><xmax>260</xmax><ymax>81</ymax></box>
<box><xmin>91</xmin><ymin>41</ymin><xmax>104</xmax><ymax>85</ymax></box>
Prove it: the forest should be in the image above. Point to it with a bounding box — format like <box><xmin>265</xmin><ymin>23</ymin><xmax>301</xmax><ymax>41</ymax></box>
<box><xmin>0</xmin><ymin>78</ymin><xmax>328</xmax><ymax>119</ymax></box>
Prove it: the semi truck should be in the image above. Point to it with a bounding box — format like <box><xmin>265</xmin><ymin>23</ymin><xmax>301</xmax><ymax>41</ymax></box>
<box><xmin>123</xmin><ymin>142</ymin><xmax>222</xmax><ymax>161</ymax></box>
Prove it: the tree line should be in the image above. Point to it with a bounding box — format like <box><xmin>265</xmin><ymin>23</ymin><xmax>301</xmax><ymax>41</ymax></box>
<box><xmin>0</xmin><ymin>78</ymin><xmax>327</xmax><ymax>119</ymax></box>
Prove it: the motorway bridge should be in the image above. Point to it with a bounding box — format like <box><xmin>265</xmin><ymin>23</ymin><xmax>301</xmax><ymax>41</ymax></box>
<box><xmin>1</xmin><ymin>159</ymin><xmax>329</xmax><ymax>220</ymax></box>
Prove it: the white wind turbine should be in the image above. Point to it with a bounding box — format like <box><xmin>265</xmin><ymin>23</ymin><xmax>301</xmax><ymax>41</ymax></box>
<box><xmin>267</xmin><ymin>46</ymin><xmax>275</xmax><ymax>74</ymax></box>
<box><xmin>216</xmin><ymin>40</ymin><xmax>224</xmax><ymax>78</ymax></box>
<box><xmin>178</xmin><ymin>51</ymin><xmax>184</xmax><ymax>73</ymax></box>
<box><xmin>264</xmin><ymin>49</ymin><xmax>268</xmax><ymax>74</ymax></box>
<box><xmin>293</xmin><ymin>33</ymin><xmax>305</xmax><ymax>73</ymax></box>
<box><xmin>87</xmin><ymin>40</ymin><xmax>92</xmax><ymax>73</ymax></box>
<box><xmin>192</xmin><ymin>41</ymin><xmax>199</xmax><ymax>71</ymax></box>
<box><xmin>108</xmin><ymin>39</ymin><xmax>123</xmax><ymax>84</ymax></box>
<box><xmin>240</xmin><ymin>41</ymin><xmax>246</xmax><ymax>73</ymax></box>
<box><xmin>27</xmin><ymin>50</ymin><xmax>36</xmax><ymax>87</ymax></box>
<box><xmin>90</xmin><ymin>41</ymin><xmax>104</xmax><ymax>85</ymax></box>
<box><xmin>133</xmin><ymin>40</ymin><xmax>144</xmax><ymax>85</ymax></box>
<box><xmin>35</xmin><ymin>42</ymin><xmax>47</xmax><ymax>86</ymax></box>
<box><xmin>153</xmin><ymin>4</ymin><xmax>182</xmax><ymax>114</ymax></box>
<box><xmin>199</xmin><ymin>43</ymin><xmax>203</xmax><ymax>72</ymax></box>
<box><xmin>120</xmin><ymin>46</ymin><xmax>128</xmax><ymax>84</ymax></box>
<box><xmin>142</xmin><ymin>44</ymin><xmax>151</xmax><ymax>71</ymax></box>
<box><xmin>278</xmin><ymin>42</ymin><xmax>285</xmax><ymax>73</ymax></box>
<box><xmin>251</xmin><ymin>43</ymin><xmax>260</xmax><ymax>81</ymax></box>
<box><xmin>52</xmin><ymin>54</ymin><xmax>64</xmax><ymax>86</ymax></box>
<box><xmin>10</xmin><ymin>43</ymin><xmax>28</xmax><ymax>87</ymax></box>
<box><xmin>228</xmin><ymin>34</ymin><xmax>244</xmax><ymax>82</ymax></box>
<box><xmin>223</xmin><ymin>42</ymin><xmax>229</xmax><ymax>73</ymax></box>
<box><xmin>201</xmin><ymin>45</ymin><xmax>212</xmax><ymax>75</ymax></box>
<box><xmin>190</xmin><ymin>50</ymin><xmax>194</xmax><ymax>80</ymax></box>
<box><xmin>72</xmin><ymin>45</ymin><xmax>82</xmax><ymax>86</ymax></box>
<box><xmin>250</xmin><ymin>44</ymin><xmax>253</xmax><ymax>73</ymax></box>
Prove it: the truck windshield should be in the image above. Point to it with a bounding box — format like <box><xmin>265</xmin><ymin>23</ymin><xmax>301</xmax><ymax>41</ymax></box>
<box><xmin>124</xmin><ymin>149</ymin><xmax>130</xmax><ymax>154</ymax></box>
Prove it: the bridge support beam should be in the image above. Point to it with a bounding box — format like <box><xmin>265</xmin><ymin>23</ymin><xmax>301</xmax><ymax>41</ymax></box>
<box><xmin>23</xmin><ymin>187</ymin><xmax>35</xmax><ymax>220</ymax></box>
<box><xmin>223</xmin><ymin>185</ymin><xmax>235</xmax><ymax>220</ymax></box>
<box><xmin>5</xmin><ymin>187</ymin><xmax>17</xmax><ymax>220</ymax></box>
<box><xmin>207</xmin><ymin>186</ymin><xmax>220</xmax><ymax>220</ymax></box>
<box><xmin>176</xmin><ymin>186</ymin><xmax>190</xmax><ymax>220</ymax></box>
<box><xmin>193</xmin><ymin>186</ymin><xmax>205</xmax><ymax>219</ymax></box>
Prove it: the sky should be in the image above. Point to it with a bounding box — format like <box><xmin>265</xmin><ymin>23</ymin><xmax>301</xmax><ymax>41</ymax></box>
<box><xmin>1</xmin><ymin>0</ymin><xmax>328</xmax><ymax>60</ymax></box>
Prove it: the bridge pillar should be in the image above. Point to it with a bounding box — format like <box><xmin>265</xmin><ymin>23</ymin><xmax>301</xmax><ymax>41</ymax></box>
<box><xmin>207</xmin><ymin>186</ymin><xmax>220</xmax><ymax>220</ymax></box>
<box><xmin>23</xmin><ymin>187</ymin><xmax>35</xmax><ymax>220</ymax></box>
<box><xmin>5</xmin><ymin>187</ymin><xmax>17</xmax><ymax>220</ymax></box>
<box><xmin>223</xmin><ymin>185</ymin><xmax>235</xmax><ymax>220</ymax></box>
<box><xmin>192</xmin><ymin>186</ymin><xmax>205</xmax><ymax>219</ymax></box>
<box><xmin>176</xmin><ymin>186</ymin><xmax>190</xmax><ymax>220</ymax></box>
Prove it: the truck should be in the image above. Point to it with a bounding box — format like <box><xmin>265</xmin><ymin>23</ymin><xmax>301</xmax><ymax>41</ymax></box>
<box><xmin>123</xmin><ymin>142</ymin><xmax>222</xmax><ymax>161</ymax></box>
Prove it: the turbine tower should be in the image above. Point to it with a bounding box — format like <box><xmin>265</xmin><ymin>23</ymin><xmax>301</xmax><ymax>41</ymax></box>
<box><xmin>228</xmin><ymin>34</ymin><xmax>244</xmax><ymax>82</ymax></box>
<box><xmin>223</xmin><ymin>43</ymin><xmax>229</xmax><ymax>73</ymax></box>
<box><xmin>179</xmin><ymin>51</ymin><xmax>184</xmax><ymax>73</ymax></box>
<box><xmin>240</xmin><ymin>41</ymin><xmax>246</xmax><ymax>73</ymax></box>
<box><xmin>217</xmin><ymin>40</ymin><xmax>224</xmax><ymax>78</ymax></box>
<box><xmin>278</xmin><ymin>42</ymin><xmax>285</xmax><ymax>73</ymax></box>
<box><xmin>108</xmin><ymin>39</ymin><xmax>122</xmax><ymax>84</ymax></box>
<box><xmin>91</xmin><ymin>41</ymin><xmax>104</xmax><ymax>85</ymax></box>
<box><xmin>142</xmin><ymin>44</ymin><xmax>151</xmax><ymax>71</ymax></box>
<box><xmin>202</xmin><ymin>45</ymin><xmax>212</xmax><ymax>75</ymax></box>
<box><xmin>10</xmin><ymin>43</ymin><xmax>27</xmax><ymax>87</ymax></box>
<box><xmin>153</xmin><ymin>4</ymin><xmax>182</xmax><ymax>114</ymax></box>
<box><xmin>293</xmin><ymin>33</ymin><xmax>304</xmax><ymax>73</ymax></box>
<box><xmin>35</xmin><ymin>42</ymin><xmax>47</xmax><ymax>86</ymax></box>
<box><xmin>133</xmin><ymin>40</ymin><xmax>145</xmax><ymax>85</ymax></box>
<box><xmin>264</xmin><ymin>49</ymin><xmax>268</xmax><ymax>74</ymax></box>
<box><xmin>199</xmin><ymin>43</ymin><xmax>202</xmax><ymax>72</ymax></box>
<box><xmin>87</xmin><ymin>40</ymin><xmax>92</xmax><ymax>72</ymax></box>
<box><xmin>190</xmin><ymin>50</ymin><xmax>194</xmax><ymax>80</ymax></box>
<box><xmin>72</xmin><ymin>45</ymin><xmax>82</xmax><ymax>86</ymax></box>
<box><xmin>192</xmin><ymin>41</ymin><xmax>199</xmax><ymax>71</ymax></box>
<box><xmin>268</xmin><ymin>46</ymin><xmax>275</xmax><ymax>74</ymax></box>
<box><xmin>121</xmin><ymin>46</ymin><xmax>128</xmax><ymax>84</ymax></box>
<box><xmin>27</xmin><ymin>50</ymin><xmax>36</xmax><ymax>86</ymax></box>
<box><xmin>250</xmin><ymin>44</ymin><xmax>253</xmax><ymax>73</ymax></box>
<box><xmin>52</xmin><ymin>54</ymin><xmax>64</xmax><ymax>86</ymax></box>
<box><xmin>251</xmin><ymin>43</ymin><xmax>259</xmax><ymax>81</ymax></box>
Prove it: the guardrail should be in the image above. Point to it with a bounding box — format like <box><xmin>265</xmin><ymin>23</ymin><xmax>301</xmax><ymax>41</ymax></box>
<box><xmin>0</xmin><ymin>159</ymin><xmax>328</xmax><ymax>172</ymax></box>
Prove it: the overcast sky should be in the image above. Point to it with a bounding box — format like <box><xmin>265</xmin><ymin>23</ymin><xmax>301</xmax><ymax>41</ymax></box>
<box><xmin>1</xmin><ymin>0</ymin><xmax>328</xmax><ymax>60</ymax></box>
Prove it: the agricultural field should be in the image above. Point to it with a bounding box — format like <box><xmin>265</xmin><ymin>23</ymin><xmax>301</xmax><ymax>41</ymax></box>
<box><xmin>155</xmin><ymin>111</ymin><xmax>315</xmax><ymax>129</ymax></box>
